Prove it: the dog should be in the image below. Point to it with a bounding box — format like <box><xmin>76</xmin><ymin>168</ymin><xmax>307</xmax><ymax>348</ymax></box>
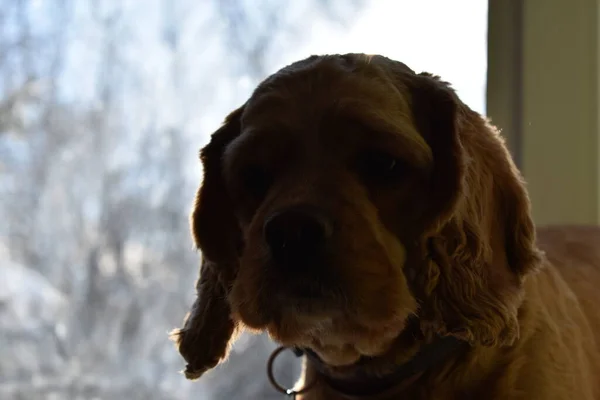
<box><xmin>172</xmin><ymin>54</ymin><xmax>600</xmax><ymax>399</ymax></box>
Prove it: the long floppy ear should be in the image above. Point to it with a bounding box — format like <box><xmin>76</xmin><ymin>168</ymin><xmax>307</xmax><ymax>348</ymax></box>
<box><xmin>171</xmin><ymin>105</ymin><xmax>245</xmax><ymax>379</ymax></box>
<box><xmin>387</xmin><ymin>62</ymin><xmax>543</xmax><ymax>346</ymax></box>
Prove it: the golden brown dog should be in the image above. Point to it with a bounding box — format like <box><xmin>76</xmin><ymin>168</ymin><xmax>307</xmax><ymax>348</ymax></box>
<box><xmin>172</xmin><ymin>54</ymin><xmax>600</xmax><ymax>399</ymax></box>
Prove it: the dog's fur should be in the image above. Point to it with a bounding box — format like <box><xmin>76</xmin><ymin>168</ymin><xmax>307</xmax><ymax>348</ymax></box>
<box><xmin>172</xmin><ymin>54</ymin><xmax>600</xmax><ymax>399</ymax></box>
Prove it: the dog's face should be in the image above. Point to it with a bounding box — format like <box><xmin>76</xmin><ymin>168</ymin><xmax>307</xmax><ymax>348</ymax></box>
<box><xmin>173</xmin><ymin>54</ymin><xmax>543</xmax><ymax>377</ymax></box>
<box><xmin>224</xmin><ymin>58</ymin><xmax>433</xmax><ymax>364</ymax></box>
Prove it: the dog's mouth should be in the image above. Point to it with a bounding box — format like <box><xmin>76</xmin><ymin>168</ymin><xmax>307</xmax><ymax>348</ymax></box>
<box><xmin>273</xmin><ymin>279</ymin><xmax>346</xmax><ymax>317</ymax></box>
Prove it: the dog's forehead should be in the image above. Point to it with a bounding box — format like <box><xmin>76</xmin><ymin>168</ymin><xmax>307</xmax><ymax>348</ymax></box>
<box><xmin>244</xmin><ymin>55</ymin><xmax>405</xmax><ymax>119</ymax></box>
<box><xmin>237</xmin><ymin>54</ymin><xmax>431</xmax><ymax>162</ymax></box>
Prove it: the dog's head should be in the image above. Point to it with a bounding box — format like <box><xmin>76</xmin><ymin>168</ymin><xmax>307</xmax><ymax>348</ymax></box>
<box><xmin>172</xmin><ymin>54</ymin><xmax>543</xmax><ymax>376</ymax></box>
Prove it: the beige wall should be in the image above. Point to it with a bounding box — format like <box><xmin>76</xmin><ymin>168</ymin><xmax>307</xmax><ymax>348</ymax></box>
<box><xmin>487</xmin><ymin>0</ymin><xmax>600</xmax><ymax>225</ymax></box>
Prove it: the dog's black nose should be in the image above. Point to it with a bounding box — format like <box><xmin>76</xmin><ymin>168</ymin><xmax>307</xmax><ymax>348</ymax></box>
<box><xmin>263</xmin><ymin>205</ymin><xmax>332</xmax><ymax>266</ymax></box>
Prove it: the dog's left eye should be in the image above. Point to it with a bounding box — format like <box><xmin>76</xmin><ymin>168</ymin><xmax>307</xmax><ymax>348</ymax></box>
<box><xmin>357</xmin><ymin>150</ymin><xmax>406</xmax><ymax>184</ymax></box>
<box><xmin>240</xmin><ymin>164</ymin><xmax>273</xmax><ymax>199</ymax></box>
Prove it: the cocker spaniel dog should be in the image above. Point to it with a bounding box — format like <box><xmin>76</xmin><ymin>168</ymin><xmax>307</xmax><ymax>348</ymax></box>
<box><xmin>172</xmin><ymin>54</ymin><xmax>600</xmax><ymax>399</ymax></box>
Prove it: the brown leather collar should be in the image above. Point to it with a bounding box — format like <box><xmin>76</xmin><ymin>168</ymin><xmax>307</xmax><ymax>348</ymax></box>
<box><xmin>293</xmin><ymin>336</ymin><xmax>466</xmax><ymax>398</ymax></box>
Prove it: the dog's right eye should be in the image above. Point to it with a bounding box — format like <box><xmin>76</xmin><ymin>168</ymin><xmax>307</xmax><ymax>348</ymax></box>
<box><xmin>240</xmin><ymin>165</ymin><xmax>272</xmax><ymax>199</ymax></box>
<box><xmin>356</xmin><ymin>150</ymin><xmax>407</xmax><ymax>185</ymax></box>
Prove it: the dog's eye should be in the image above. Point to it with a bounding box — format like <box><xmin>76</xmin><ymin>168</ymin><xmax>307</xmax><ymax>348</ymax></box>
<box><xmin>240</xmin><ymin>165</ymin><xmax>272</xmax><ymax>198</ymax></box>
<box><xmin>357</xmin><ymin>150</ymin><xmax>406</xmax><ymax>184</ymax></box>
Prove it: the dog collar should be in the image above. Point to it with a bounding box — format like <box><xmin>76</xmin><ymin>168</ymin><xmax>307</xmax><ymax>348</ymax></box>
<box><xmin>292</xmin><ymin>335</ymin><xmax>466</xmax><ymax>398</ymax></box>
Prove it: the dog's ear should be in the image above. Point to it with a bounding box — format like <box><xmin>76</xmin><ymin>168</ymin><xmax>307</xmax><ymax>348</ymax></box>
<box><xmin>171</xmin><ymin>105</ymin><xmax>245</xmax><ymax>379</ymax></box>
<box><xmin>388</xmin><ymin>64</ymin><xmax>543</xmax><ymax>346</ymax></box>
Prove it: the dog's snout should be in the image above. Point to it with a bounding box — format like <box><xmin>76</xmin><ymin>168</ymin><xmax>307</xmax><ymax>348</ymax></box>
<box><xmin>263</xmin><ymin>205</ymin><xmax>332</xmax><ymax>266</ymax></box>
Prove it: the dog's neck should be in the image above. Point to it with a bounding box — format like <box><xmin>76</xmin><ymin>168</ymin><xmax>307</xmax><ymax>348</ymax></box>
<box><xmin>289</xmin><ymin>318</ymin><xmax>477</xmax><ymax>399</ymax></box>
<box><xmin>296</xmin><ymin>335</ymin><xmax>466</xmax><ymax>398</ymax></box>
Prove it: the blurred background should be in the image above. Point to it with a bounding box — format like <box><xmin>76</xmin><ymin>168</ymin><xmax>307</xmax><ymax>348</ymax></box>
<box><xmin>1</xmin><ymin>0</ymin><xmax>596</xmax><ymax>399</ymax></box>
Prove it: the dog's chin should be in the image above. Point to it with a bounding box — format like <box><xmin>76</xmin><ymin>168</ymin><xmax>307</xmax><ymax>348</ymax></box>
<box><xmin>260</xmin><ymin>300</ymin><xmax>410</xmax><ymax>367</ymax></box>
<box><xmin>232</xmin><ymin>281</ymin><xmax>412</xmax><ymax>366</ymax></box>
<box><xmin>265</xmin><ymin>320</ymin><xmax>364</xmax><ymax>367</ymax></box>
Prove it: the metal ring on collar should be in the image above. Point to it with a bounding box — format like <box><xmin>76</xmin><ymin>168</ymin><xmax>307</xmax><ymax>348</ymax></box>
<box><xmin>267</xmin><ymin>346</ymin><xmax>316</xmax><ymax>397</ymax></box>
